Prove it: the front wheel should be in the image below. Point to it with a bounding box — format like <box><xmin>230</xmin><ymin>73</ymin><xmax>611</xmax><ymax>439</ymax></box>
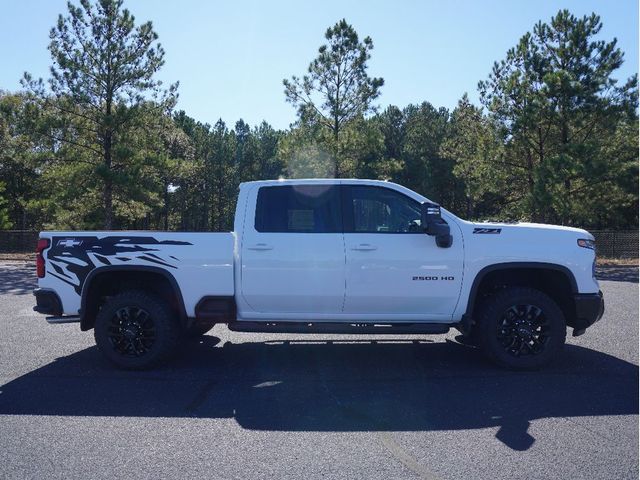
<box><xmin>94</xmin><ymin>290</ymin><xmax>180</xmax><ymax>370</ymax></box>
<box><xmin>477</xmin><ymin>287</ymin><xmax>566</xmax><ymax>370</ymax></box>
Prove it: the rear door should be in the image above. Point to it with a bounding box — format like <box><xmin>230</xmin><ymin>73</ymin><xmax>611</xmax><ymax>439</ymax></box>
<box><xmin>342</xmin><ymin>184</ymin><xmax>464</xmax><ymax>320</ymax></box>
<box><xmin>240</xmin><ymin>184</ymin><xmax>346</xmax><ymax>314</ymax></box>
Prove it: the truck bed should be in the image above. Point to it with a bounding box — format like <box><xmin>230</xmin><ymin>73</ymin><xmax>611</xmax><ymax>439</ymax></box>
<box><xmin>38</xmin><ymin>231</ymin><xmax>235</xmax><ymax>316</ymax></box>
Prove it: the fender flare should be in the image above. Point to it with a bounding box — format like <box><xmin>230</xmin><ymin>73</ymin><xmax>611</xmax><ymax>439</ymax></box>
<box><xmin>79</xmin><ymin>265</ymin><xmax>188</xmax><ymax>331</ymax></box>
<box><xmin>464</xmin><ymin>261</ymin><xmax>579</xmax><ymax>318</ymax></box>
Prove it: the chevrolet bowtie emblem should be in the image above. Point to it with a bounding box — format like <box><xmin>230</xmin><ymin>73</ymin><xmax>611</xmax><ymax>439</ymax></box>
<box><xmin>57</xmin><ymin>239</ymin><xmax>83</xmax><ymax>248</ymax></box>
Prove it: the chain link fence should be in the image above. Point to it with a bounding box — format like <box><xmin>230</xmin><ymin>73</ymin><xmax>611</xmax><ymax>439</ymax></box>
<box><xmin>0</xmin><ymin>230</ymin><xmax>40</xmax><ymax>254</ymax></box>
<box><xmin>0</xmin><ymin>229</ymin><xmax>638</xmax><ymax>258</ymax></box>
<box><xmin>591</xmin><ymin>230</ymin><xmax>639</xmax><ymax>259</ymax></box>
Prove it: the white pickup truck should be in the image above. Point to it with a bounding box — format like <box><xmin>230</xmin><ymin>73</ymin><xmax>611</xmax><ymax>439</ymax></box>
<box><xmin>33</xmin><ymin>179</ymin><xmax>604</xmax><ymax>370</ymax></box>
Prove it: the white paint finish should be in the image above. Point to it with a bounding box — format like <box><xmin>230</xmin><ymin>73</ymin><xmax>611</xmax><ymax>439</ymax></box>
<box><xmin>37</xmin><ymin>179</ymin><xmax>600</xmax><ymax>324</ymax></box>
<box><xmin>239</xmin><ymin>234</ymin><xmax>346</xmax><ymax>314</ymax></box>
<box><xmin>238</xmin><ymin>184</ymin><xmax>346</xmax><ymax>314</ymax></box>
<box><xmin>39</xmin><ymin>231</ymin><xmax>235</xmax><ymax>317</ymax></box>
<box><xmin>451</xmin><ymin>219</ymin><xmax>599</xmax><ymax>319</ymax></box>
<box><xmin>343</xmin><ymin>232</ymin><xmax>464</xmax><ymax>318</ymax></box>
<box><xmin>39</xmin><ymin>271</ymin><xmax>82</xmax><ymax>314</ymax></box>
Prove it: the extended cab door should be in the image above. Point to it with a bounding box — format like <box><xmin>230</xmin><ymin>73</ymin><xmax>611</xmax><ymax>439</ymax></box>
<box><xmin>342</xmin><ymin>184</ymin><xmax>463</xmax><ymax>320</ymax></box>
<box><xmin>240</xmin><ymin>184</ymin><xmax>346</xmax><ymax>315</ymax></box>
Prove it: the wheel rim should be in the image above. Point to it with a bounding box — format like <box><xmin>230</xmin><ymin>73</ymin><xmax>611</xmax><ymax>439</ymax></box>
<box><xmin>497</xmin><ymin>304</ymin><xmax>550</xmax><ymax>357</ymax></box>
<box><xmin>107</xmin><ymin>306</ymin><xmax>156</xmax><ymax>357</ymax></box>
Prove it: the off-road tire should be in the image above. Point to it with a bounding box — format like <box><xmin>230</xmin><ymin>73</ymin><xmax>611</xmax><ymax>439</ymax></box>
<box><xmin>477</xmin><ymin>286</ymin><xmax>566</xmax><ymax>370</ymax></box>
<box><xmin>94</xmin><ymin>290</ymin><xmax>180</xmax><ymax>370</ymax></box>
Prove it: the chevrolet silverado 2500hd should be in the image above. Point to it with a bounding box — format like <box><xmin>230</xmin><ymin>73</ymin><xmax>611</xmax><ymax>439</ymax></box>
<box><xmin>33</xmin><ymin>179</ymin><xmax>604</xmax><ymax>369</ymax></box>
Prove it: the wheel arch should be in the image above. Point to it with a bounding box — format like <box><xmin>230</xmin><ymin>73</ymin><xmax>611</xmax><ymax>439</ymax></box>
<box><xmin>80</xmin><ymin>265</ymin><xmax>187</xmax><ymax>331</ymax></box>
<box><xmin>464</xmin><ymin>262</ymin><xmax>578</xmax><ymax>329</ymax></box>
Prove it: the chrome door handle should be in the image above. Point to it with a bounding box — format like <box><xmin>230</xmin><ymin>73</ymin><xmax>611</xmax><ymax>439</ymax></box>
<box><xmin>247</xmin><ymin>243</ymin><xmax>273</xmax><ymax>251</ymax></box>
<box><xmin>351</xmin><ymin>244</ymin><xmax>377</xmax><ymax>251</ymax></box>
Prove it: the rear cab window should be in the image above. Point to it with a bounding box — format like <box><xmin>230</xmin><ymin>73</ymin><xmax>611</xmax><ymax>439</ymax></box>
<box><xmin>254</xmin><ymin>185</ymin><xmax>342</xmax><ymax>233</ymax></box>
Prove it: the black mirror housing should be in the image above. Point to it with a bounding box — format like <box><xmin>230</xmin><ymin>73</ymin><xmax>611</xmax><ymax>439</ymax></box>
<box><xmin>421</xmin><ymin>202</ymin><xmax>452</xmax><ymax>248</ymax></box>
<box><xmin>421</xmin><ymin>202</ymin><xmax>442</xmax><ymax>235</ymax></box>
<box><xmin>435</xmin><ymin>232</ymin><xmax>453</xmax><ymax>248</ymax></box>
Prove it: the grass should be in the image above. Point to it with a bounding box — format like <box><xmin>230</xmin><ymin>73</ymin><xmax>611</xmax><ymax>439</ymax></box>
<box><xmin>596</xmin><ymin>257</ymin><xmax>638</xmax><ymax>267</ymax></box>
<box><xmin>0</xmin><ymin>253</ymin><xmax>34</xmax><ymax>262</ymax></box>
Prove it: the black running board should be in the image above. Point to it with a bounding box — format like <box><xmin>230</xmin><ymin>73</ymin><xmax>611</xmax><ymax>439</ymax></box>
<box><xmin>227</xmin><ymin>321</ymin><xmax>450</xmax><ymax>335</ymax></box>
<box><xmin>46</xmin><ymin>315</ymin><xmax>80</xmax><ymax>324</ymax></box>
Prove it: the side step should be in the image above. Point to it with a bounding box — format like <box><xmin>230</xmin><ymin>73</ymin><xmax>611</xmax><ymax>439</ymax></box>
<box><xmin>227</xmin><ymin>321</ymin><xmax>450</xmax><ymax>335</ymax></box>
<box><xmin>46</xmin><ymin>316</ymin><xmax>80</xmax><ymax>324</ymax></box>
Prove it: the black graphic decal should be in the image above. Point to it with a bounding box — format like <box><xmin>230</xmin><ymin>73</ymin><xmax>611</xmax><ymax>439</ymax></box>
<box><xmin>47</xmin><ymin>236</ymin><xmax>192</xmax><ymax>294</ymax></box>
<box><xmin>50</xmin><ymin>262</ymin><xmax>72</xmax><ymax>278</ymax></box>
<box><xmin>94</xmin><ymin>254</ymin><xmax>111</xmax><ymax>265</ymax></box>
<box><xmin>473</xmin><ymin>227</ymin><xmax>502</xmax><ymax>234</ymax></box>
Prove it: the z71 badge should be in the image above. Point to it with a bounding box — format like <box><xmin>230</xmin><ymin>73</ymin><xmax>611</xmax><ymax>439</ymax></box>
<box><xmin>473</xmin><ymin>227</ymin><xmax>502</xmax><ymax>234</ymax></box>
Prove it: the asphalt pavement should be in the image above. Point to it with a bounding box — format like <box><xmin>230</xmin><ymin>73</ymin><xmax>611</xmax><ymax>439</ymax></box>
<box><xmin>0</xmin><ymin>261</ymin><xmax>637</xmax><ymax>480</ymax></box>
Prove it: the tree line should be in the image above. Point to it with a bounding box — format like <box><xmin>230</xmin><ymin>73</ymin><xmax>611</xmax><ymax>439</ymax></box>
<box><xmin>0</xmin><ymin>0</ymin><xmax>637</xmax><ymax>232</ymax></box>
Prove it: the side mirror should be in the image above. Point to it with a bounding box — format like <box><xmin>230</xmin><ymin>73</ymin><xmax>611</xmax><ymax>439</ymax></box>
<box><xmin>421</xmin><ymin>202</ymin><xmax>453</xmax><ymax>248</ymax></box>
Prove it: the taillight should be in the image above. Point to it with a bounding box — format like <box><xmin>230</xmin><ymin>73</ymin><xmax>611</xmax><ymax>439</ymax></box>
<box><xmin>36</xmin><ymin>238</ymin><xmax>50</xmax><ymax>278</ymax></box>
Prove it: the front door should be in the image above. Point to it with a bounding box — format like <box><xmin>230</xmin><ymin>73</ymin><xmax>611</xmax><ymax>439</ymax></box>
<box><xmin>241</xmin><ymin>184</ymin><xmax>346</xmax><ymax>314</ymax></box>
<box><xmin>342</xmin><ymin>185</ymin><xmax>463</xmax><ymax>320</ymax></box>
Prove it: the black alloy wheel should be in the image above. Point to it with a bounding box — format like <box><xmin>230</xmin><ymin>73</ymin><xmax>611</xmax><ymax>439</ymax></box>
<box><xmin>94</xmin><ymin>290</ymin><xmax>180</xmax><ymax>369</ymax></box>
<box><xmin>496</xmin><ymin>304</ymin><xmax>551</xmax><ymax>357</ymax></box>
<box><xmin>477</xmin><ymin>287</ymin><xmax>566</xmax><ymax>369</ymax></box>
<box><xmin>107</xmin><ymin>306</ymin><xmax>156</xmax><ymax>357</ymax></box>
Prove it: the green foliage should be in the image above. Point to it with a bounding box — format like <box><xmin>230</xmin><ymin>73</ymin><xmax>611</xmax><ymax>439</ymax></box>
<box><xmin>401</xmin><ymin>102</ymin><xmax>457</xmax><ymax>206</ymax></box>
<box><xmin>0</xmin><ymin>92</ymin><xmax>43</xmax><ymax>229</ymax></box>
<box><xmin>165</xmin><ymin>113</ymin><xmax>286</xmax><ymax>231</ymax></box>
<box><xmin>283</xmin><ymin>19</ymin><xmax>384</xmax><ymax>176</ymax></box>
<box><xmin>0</xmin><ymin>7</ymin><xmax>637</xmax><ymax>234</ymax></box>
<box><xmin>22</xmin><ymin>0</ymin><xmax>176</xmax><ymax>229</ymax></box>
<box><xmin>478</xmin><ymin>9</ymin><xmax>638</xmax><ymax>226</ymax></box>
<box><xmin>0</xmin><ymin>182</ymin><xmax>11</xmax><ymax>229</ymax></box>
<box><xmin>440</xmin><ymin>94</ymin><xmax>506</xmax><ymax>219</ymax></box>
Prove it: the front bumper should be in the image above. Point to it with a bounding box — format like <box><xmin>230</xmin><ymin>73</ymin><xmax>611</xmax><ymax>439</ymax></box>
<box><xmin>33</xmin><ymin>288</ymin><xmax>63</xmax><ymax>316</ymax></box>
<box><xmin>572</xmin><ymin>290</ymin><xmax>604</xmax><ymax>334</ymax></box>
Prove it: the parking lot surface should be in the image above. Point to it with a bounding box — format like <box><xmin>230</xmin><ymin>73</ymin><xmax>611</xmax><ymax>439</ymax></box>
<box><xmin>0</xmin><ymin>262</ymin><xmax>638</xmax><ymax>479</ymax></box>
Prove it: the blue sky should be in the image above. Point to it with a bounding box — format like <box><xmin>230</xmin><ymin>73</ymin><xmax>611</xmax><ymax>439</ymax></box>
<box><xmin>1</xmin><ymin>0</ymin><xmax>637</xmax><ymax>130</ymax></box>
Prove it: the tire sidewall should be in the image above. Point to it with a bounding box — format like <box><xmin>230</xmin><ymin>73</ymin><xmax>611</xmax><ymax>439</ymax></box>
<box><xmin>94</xmin><ymin>291</ymin><xmax>178</xmax><ymax>370</ymax></box>
<box><xmin>478</xmin><ymin>287</ymin><xmax>566</xmax><ymax>370</ymax></box>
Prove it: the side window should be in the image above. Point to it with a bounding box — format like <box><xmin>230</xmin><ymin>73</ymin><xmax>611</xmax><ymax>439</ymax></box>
<box><xmin>255</xmin><ymin>185</ymin><xmax>341</xmax><ymax>233</ymax></box>
<box><xmin>346</xmin><ymin>186</ymin><xmax>422</xmax><ymax>233</ymax></box>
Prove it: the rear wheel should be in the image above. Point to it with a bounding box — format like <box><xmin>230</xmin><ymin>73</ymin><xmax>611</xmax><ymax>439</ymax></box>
<box><xmin>94</xmin><ymin>290</ymin><xmax>180</xmax><ymax>370</ymax></box>
<box><xmin>477</xmin><ymin>287</ymin><xmax>566</xmax><ymax>370</ymax></box>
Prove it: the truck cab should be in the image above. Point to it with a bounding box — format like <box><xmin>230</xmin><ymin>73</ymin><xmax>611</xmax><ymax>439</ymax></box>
<box><xmin>237</xmin><ymin>179</ymin><xmax>463</xmax><ymax>322</ymax></box>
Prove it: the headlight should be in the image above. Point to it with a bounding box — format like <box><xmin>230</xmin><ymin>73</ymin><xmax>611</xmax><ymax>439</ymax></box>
<box><xmin>577</xmin><ymin>238</ymin><xmax>596</xmax><ymax>250</ymax></box>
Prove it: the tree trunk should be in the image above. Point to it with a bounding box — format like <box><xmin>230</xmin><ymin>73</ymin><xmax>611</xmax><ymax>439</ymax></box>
<box><xmin>333</xmin><ymin>123</ymin><xmax>340</xmax><ymax>178</ymax></box>
<box><xmin>102</xmin><ymin>129</ymin><xmax>114</xmax><ymax>229</ymax></box>
<box><xmin>103</xmin><ymin>178</ymin><xmax>113</xmax><ymax>230</ymax></box>
<box><xmin>536</xmin><ymin>126</ymin><xmax>545</xmax><ymax>223</ymax></box>
<box><xmin>103</xmin><ymin>89</ymin><xmax>114</xmax><ymax>230</ymax></box>
<box><xmin>526</xmin><ymin>149</ymin><xmax>538</xmax><ymax>222</ymax></box>
<box><xmin>561</xmin><ymin>119</ymin><xmax>571</xmax><ymax>225</ymax></box>
<box><xmin>216</xmin><ymin>175</ymin><xmax>224</xmax><ymax>231</ymax></box>
<box><xmin>163</xmin><ymin>181</ymin><xmax>169</xmax><ymax>231</ymax></box>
